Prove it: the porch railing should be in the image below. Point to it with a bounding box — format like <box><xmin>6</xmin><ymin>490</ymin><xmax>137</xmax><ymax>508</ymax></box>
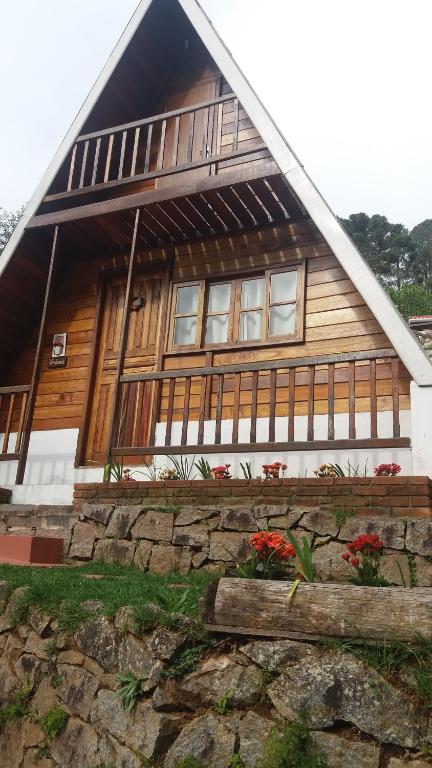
<box><xmin>0</xmin><ymin>385</ymin><xmax>31</xmax><ymax>462</ymax></box>
<box><xmin>109</xmin><ymin>350</ymin><xmax>410</xmax><ymax>458</ymax></box>
<box><xmin>51</xmin><ymin>93</ymin><xmax>266</xmax><ymax>200</ymax></box>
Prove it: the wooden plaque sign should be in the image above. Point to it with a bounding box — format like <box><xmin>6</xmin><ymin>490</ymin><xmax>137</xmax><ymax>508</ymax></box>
<box><xmin>48</xmin><ymin>356</ymin><xmax>67</xmax><ymax>369</ymax></box>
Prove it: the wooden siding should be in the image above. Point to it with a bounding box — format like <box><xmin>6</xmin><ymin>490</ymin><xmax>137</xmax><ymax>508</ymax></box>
<box><xmin>6</xmin><ymin>218</ymin><xmax>410</xmax><ymax>446</ymax></box>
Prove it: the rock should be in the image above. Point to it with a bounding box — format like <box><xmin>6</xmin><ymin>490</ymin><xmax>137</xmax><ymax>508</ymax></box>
<box><xmin>81</xmin><ymin>599</ymin><xmax>104</xmax><ymax>613</ymax></box>
<box><xmin>239</xmin><ymin>711</ymin><xmax>273</xmax><ymax>768</ymax></box>
<box><xmin>28</xmin><ymin>606</ymin><xmax>51</xmax><ymax>635</ymax></box>
<box><xmin>50</xmin><ymin>717</ymin><xmax>98</xmax><ymax>768</ymax></box>
<box><xmin>118</xmin><ymin>635</ymin><xmax>163</xmax><ymax>689</ymax></box>
<box><xmin>254</xmin><ymin>504</ymin><xmax>304</xmax><ymax>524</ymax></box>
<box><xmin>240</xmin><ymin>639</ymin><xmax>318</xmax><ymax>672</ymax></box>
<box><xmin>3</xmin><ymin>634</ymin><xmax>25</xmax><ymax>663</ymax></box>
<box><xmin>311</xmin><ymin>731</ymin><xmax>380</xmax><ymax>768</ymax></box>
<box><xmin>220</xmin><ymin>507</ymin><xmax>258</xmax><ymax>532</ymax></box>
<box><xmin>414</xmin><ymin>556</ymin><xmax>432</xmax><ymax>587</ymax></box>
<box><xmin>14</xmin><ymin>654</ymin><xmax>41</xmax><ymax>688</ymax></box>
<box><xmin>175</xmin><ymin>506</ymin><xmax>220</xmax><ymax>526</ymax></box>
<box><xmin>94</xmin><ymin>538</ymin><xmax>136</xmax><ymax>565</ymax></box>
<box><xmin>0</xmin><ymin>587</ymin><xmax>31</xmax><ymax>633</ymax></box>
<box><xmin>98</xmin><ymin>733</ymin><xmax>143</xmax><ymax>768</ymax></box>
<box><xmin>267</xmin><ymin>651</ymin><xmax>425</xmax><ymax>748</ymax></box>
<box><xmin>80</xmin><ymin>503</ymin><xmax>114</xmax><ymax>525</ymax></box>
<box><xmin>75</xmin><ymin>617</ymin><xmax>117</xmax><ymax>671</ymax></box>
<box><xmin>114</xmin><ymin>606</ymin><xmax>136</xmax><ymax>634</ymax></box>
<box><xmin>150</xmin><ymin>628</ymin><xmax>184</xmax><ymax>661</ymax></box>
<box><xmin>90</xmin><ymin>689</ymin><xmax>181</xmax><ymax>758</ymax></box>
<box><xmin>57</xmin><ymin>650</ymin><xmax>84</xmax><ymax>665</ymax></box>
<box><xmin>24</xmin><ymin>631</ymin><xmax>52</xmax><ymax>660</ymax></box>
<box><xmin>177</xmin><ymin>655</ymin><xmax>262</xmax><ymax>709</ymax></box>
<box><xmin>56</xmin><ymin>664</ymin><xmax>99</xmax><ymax>719</ymax></box>
<box><xmin>381</xmin><ymin>552</ymin><xmax>411</xmax><ymax>586</ymax></box>
<box><xmin>312</xmin><ymin>540</ymin><xmax>353</xmax><ymax>582</ymax></box>
<box><xmin>31</xmin><ymin>675</ymin><xmax>60</xmax><ymax>715</ymax></box>
<box><xmin>173</xmin><ymin>524</ymin><xmax>209</xmax><ymax>547</ymax></box>
<box><xmin>22</xmin><ymin>720</ymin><xmax>45</xmax><ymax>748</ymax></box>
<box><xmin>388</xmin><ymin>760</ymin><xmax>432</xmax><ymax>768</ymax></box>
<box><xmin>339</xmin><ymin>517</ymin><xmax>405</xmax><ymax>549</ymax></box>
<box><xmin>149</xmin><ymin>545</ymin><xmax>192</xmax><ymax>574</ymax></box>
<box><xmin>134</xmin><ymin>540</ymin><xmax>153</xmax><ymax>570</ymax></box>
<box><xmin>69</xmin><ymin>521</ymin><xmax>102</xmax><ymax>559</ymax></box>
<box><xmin>208</xmin><ymin>532</ymin><xmax>251</xmax><ymax>562</ymax></box>
<box><xmin>0</xmin><ymin>722</ymin><xmax>24</xmax><ymax>768</ymax></box>
<box><xmin>22</xmin><ymin>749</ymin><xmax>54</xmax><ymax>768</ymax></box>
<box><xmin>406</xmin><ymin>520</ymin><xmax>432</xmax><ymax>556</ymax></box>
<box><xmin>131</xmin><ymin>510</ymin><xmax>174</xmax><ymax>542</ymax></box>
<box><xmin>106</xmin><ymin>506</ymin><xmax>143</xmax><ymax>538</ymax></box>
<box><xmin>0</xmin><ymin>658</ymin><xmax>19</xmax><ymax>702</ymax></box>
<box><xmin>192</xmin><ymin>551</ymin><xmax>208</xmax><ymax>568</ymax></box>
<box><xmin>300</xmin><ymin>509</ymin><xmax>339</xmax><ymax>537</ymax></box>
<box><xmin>164</xmin><ymin>713</ymin><xmax>236</xmax><ymax>768</ymax></box>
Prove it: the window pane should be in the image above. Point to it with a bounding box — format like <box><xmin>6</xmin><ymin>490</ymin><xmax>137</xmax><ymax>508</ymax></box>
<box><xmin>241</xmin><ymin>278</ymin><xmax>265</xmax><ymax>309</ymax></box>
<box><xmin>205</xmin><ymin>315</ymin><xmax>229</xmax><ymax>344</ymax></box>
<box><xmin>271</xmin><ymin>271</ymin><xmax>297</xmax><ymax>303</ymax></box>
<box><xmin>174</xmin><ymin>316</ymin><xmax>197</xmax><ymax>346</ymax></box>
<box><xmin>176</xmin><ymin>285</ymin><xmax>199</xmax><ymax>315</ymax></box>
<box><xmin>239</xmin><ymin>310</ymin><xmax>263</xmax><ymax>341</ymax></box>
<box><xmin>208</xmin><ymin>283</ymin><xmax>231</xmax><ymax>313</ymax></box>
<box><xmin>269</xmin><ymin>304</ymin><xmax>296</xmax><ymax>336</ymax></box>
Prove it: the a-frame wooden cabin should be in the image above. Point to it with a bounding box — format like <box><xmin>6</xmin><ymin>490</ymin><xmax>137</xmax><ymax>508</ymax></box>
<box><xmin>1</xmin><ymin>0</ymin><xmax>431</xmax><ymax>503</ymax></box>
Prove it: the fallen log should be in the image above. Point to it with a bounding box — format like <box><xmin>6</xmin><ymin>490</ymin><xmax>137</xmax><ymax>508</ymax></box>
<box><xmin>201</xmin><ymin>578</ymin><xmax>432</xmax><ymax>643</ymax></box>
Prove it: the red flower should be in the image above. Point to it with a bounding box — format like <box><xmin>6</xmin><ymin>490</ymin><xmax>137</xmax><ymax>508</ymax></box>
<box><xmin>374</xmin><ymin>463</ymin><xmax>402</xmax><ymax>477</ymax></box>
<box><xmin>351</xmin><ymin>557</ymin><xmax>360</xmax><ymax>567</ymax></box>
<box><xmin>249</xmin><ymin>531</ymin><xmax>295</xmax><ymax>561</ymax></box>
<box><xmin>341</xmin><ymin>552</ymin><xmax>350</xmax><ymax>561</ymax></box>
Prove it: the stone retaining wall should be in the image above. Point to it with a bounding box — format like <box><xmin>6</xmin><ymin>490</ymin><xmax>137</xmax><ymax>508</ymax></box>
<box><xmin>74</xmin><ymin>477</ymin><xmax>432</xmax><ymax>517</ymax></box>
<box><xmin>0</xmin><ymin>591</ymin><xmax>431</xmax><ymax>768</ymax></box>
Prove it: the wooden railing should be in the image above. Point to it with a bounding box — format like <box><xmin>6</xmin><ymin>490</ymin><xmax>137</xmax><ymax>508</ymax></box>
<box><xmin>55</xmin><ymin>93</ymin><xmax>265</xmax><ymax>199</ymax></box>
<box><xmin>0</xmin><ymin>385</ymin><xmax>31</xmax><ymax>462</ymax></box>
<box><xmin>109</xmin><ymin>350</ymin><xmax>410</xmax><ymax>458</ymax></box>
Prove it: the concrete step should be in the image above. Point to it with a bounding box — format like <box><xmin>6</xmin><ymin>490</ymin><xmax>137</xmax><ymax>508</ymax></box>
<box><xmin>0</xmin><ymin>503</ymin><xmax>78</xmax><ymax>551</ymax></box>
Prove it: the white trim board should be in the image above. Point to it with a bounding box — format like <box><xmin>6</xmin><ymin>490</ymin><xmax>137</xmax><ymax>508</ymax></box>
<box><xmin>2</xmin><ymin>0</ymin><xmax>432</xmax><ymax>385</ymax></box>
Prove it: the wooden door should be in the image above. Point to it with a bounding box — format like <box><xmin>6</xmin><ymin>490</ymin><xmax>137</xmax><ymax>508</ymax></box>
<box><xmin>84</xmin><ymin>271</ymin><xmax>162</xmax><ymax>464</ymax></box>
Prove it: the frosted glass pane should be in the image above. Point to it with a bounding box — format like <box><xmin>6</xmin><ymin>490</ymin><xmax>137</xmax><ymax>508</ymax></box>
<box><xmin>269</xmin><ymin>304</ymin><xmax>296</xmax><ymax>336</ymax></box>
<box><xmin>239</xmin><ymin>310</ymin><xmax>263</xmax><ymax>340</ymax></box>
<box><xmin>176</xmin><ymin>285</ymin><xmax>199</xmax><ymax>314</ymax></box>
<box><xmin>271</xmin><ymin>271</ymin><xmax>297</xmax><ymax>303</ymax></box>
<box><xmin>174</xmin><ymin>316</ymin><xmax>197</xmax><ymax>345</ymax></box>
<box><xmin>205</xmin><ymin>315</ymin><xmax>229</xmax><ymax>344</ymax></box>
<box><xmin>241</xmin><ymin>278</ymin><xmax>265</xmax><ymax>309</ymax></box>
<box><xmin>208</xmin><ymin>283</ymin><xmax>231</xmax><ymax>313</ymax></box>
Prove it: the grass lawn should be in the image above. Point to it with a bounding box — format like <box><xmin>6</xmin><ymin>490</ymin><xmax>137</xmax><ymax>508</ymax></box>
<box><xmin>0</xmin><ymin>562</ymin><xmax>216</xmax><ymax>631</ymax></box>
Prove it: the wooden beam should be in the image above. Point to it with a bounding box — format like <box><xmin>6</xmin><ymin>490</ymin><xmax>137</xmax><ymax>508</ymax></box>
<box><xmin>16</xmin><ymin>227</ymin><xmax>60</xmax><ymax>484</ymax></box>
<box><xmin>111</xmin><ymin>437</ymin><xmax>410</xmax><ymax>457</ymax></box>
<box><xmin>105</xmin><ymin>209</ymin><xmax>141</xmax><ymax>464</ymax></box>
<box><xmin>29</xmin><ymin>161</ymin><xmax>280</xmax><ymax>229</ymax></box>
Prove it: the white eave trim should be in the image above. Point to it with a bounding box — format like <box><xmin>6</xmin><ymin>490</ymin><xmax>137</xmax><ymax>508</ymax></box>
<box><xmin>2</xmin><ymin>0</ymin><xmax>431</xmax><ymax>386</ymax></box>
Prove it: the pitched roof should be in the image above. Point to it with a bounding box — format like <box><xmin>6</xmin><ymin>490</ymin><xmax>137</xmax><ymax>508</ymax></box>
<box><xmin>2</xmin><ymin>0</ymin><xmax>432</xmax><ymax>385</ymax></box>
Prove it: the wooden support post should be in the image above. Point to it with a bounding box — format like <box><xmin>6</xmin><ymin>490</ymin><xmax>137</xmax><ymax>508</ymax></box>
<box><xmin>16</xmin><ymin>226</ymin><xmax>60</xmax><ymax>485</ymax></box>
<box><xmin>105</xmin><ymin>208</ymin><xmax>141</xmax><ymax>463</ymax></box>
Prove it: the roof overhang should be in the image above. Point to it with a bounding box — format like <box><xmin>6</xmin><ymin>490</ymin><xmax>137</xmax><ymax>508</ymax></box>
<box><xmin>2</xmin><ymin>0</ymin><xmax>432</xmax><ymax>385</ymax></box>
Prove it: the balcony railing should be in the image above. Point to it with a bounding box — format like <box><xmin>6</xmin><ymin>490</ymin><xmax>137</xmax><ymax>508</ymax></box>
<box><xmin>50</xmin><ymin>93</ymin><xmax>267</xmax><ymax>200</ymax></box>
<box><xmin>0</xmin><ymin>385</ymin><xmax>31</xmax><ymax>462</ymax></box>
<box><xmin>109</xmin><ymin>350</ymin><xmax>410</xmax><ymax>459</ymax></box>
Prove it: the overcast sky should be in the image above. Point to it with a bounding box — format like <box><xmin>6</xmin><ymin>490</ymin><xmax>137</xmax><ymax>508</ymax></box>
<box><xmin>0</xmin><ymin>0</ymin><xmax>430</xmax><ymax>229</ymax></box>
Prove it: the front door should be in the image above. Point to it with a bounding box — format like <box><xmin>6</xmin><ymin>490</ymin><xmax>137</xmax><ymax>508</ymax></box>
<box><xmin>84</xmin><ymin>270</ymin><xmax>162</xmax><ymax>464</ymax></box>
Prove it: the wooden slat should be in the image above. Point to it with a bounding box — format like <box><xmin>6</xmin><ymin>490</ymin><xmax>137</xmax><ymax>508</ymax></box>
<box><xmin>232</xmin><ymin>373</ymin><xmax>241</xmax><ymax>445</ymax></box>
<box><xmin>197</xmin><ymin>375</ymin><xmax>207</xmax><ymax>446</ymax></box>
<box><xmin>187</xmin><ymin>111</ymin><xmax>195</xmax><ymax>163</ymax></box>
<box><xmin>104</xmin><ymin>135</ymin><xmax>114</xmax><ymax>183</ymax></box>
<box><xmin>172</xmin><ymin>115</ymin><xmax>181</xmax><ymax>167</ymax></box>
<box><xmin>157</xmin><ymin>120</ymin><xmax>167</xmax><ymax>171</ymax></box>
<box><xmin>14</xmin><ymin>393</ymin><xmax>27</xmax><ymax>454</ymax></box>
<box><xmin>347</xmin><ymin>361</ymin><xmax>356</xmax><ymax>439</ymax></box>
<box><xmin>327</xmin><ymin>363</ymin><xmax>335</xmax><ymax>440</ymax></box>
<box><xmin>118</xmin><ymin>131</ymin><xmax>127</xmax><ymax>179</ymax></box>
<box><xmin>91</xmin><ymin>138</ymin><xmax>101</xmax><ymax>186</ymax></box>
<box><xmin>79</xmin><ymin>141</ymin><xmax>89</xmax><ymax>189</ymax></box>
<box><xmin>144</xmin><ymin>124</ymin><xmax>153</xmax><ymax>173</ymax></box>
<box><xmin>2</xmin><ymin>395</ymin><xmax>15</xmax><ymax>454</ymax></box>
<box><xmin>181</xmin><ymin>377</ymin><xmax>191</xmax><ymax>446</ymax></box>
<box><xmin>0</xmin><ymin>385</ymin><xmax>31</xmax><ymax>395</ymax></box>
<box><xmin>67</xmin><ymin>144</ymin><xmax>77</xmax><ymax>191</ymax></box>
<box><xmin>165</xmin><ymin>378</ymin><xmax>175</xmax><ymax>447</ymax></box>
<box><xmin>250</xmin><ymin>370</ymin><xmax>258</xmax><ymax>444</ymax></box>
<box><xmin>288</xmin><ymin>368</ymin><xmax>295</xmax><ymax>442</ymax></box>
<box><xmin>231</xmin><ymin>98</ymin><xmax>239</xmax><ymax>151</ymax></box>
<box><xmin>269</xmin><ymin>368</ymin><xmax>277</xmax><ymax>442</ymax></box>
<box><xmin>392</xmin><ymin>358</ymin><xmax>400</xmax><ymax>438</ymax></box>
<box><xmin>370</xmin><ymin>359</ymin><xmax>378</xmax><ymax>439</ymax></box>
<box><xmin>215</xmin><ymin>374</ymin><xmax>224</xmax><ymax>445</ymax></box>
<box><xmin>307</xmin><ymin>365</ymin><xmax>314</xmax><ymax>441</ymax></box>
<box><xmin>131</xmin><ymin>128</ymin><xmax>140</xmax><ymax>177</ymax></box>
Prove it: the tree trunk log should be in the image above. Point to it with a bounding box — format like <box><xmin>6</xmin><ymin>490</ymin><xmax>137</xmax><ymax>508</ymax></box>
<box><xmin>202</xmin><ymin>578</ymin><xmax>432</xmax><ymax>643</ymax></box>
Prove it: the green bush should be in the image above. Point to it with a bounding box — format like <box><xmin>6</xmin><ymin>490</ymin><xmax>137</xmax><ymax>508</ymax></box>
<box><xmin>40</xmin><ymin>707</ymin><xmax>69</xmax><ymax>742</ymax></box>
<box><xmin>257</xmin><ymin>713</ymin><xmax>328</xmax><ymax>768</ymax></box>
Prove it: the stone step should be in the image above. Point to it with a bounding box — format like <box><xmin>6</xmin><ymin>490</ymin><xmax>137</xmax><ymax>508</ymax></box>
<box><xmin>0</xmin><ymin>504</ymin><xmax>78</xmax><ymax>551</ymax></box>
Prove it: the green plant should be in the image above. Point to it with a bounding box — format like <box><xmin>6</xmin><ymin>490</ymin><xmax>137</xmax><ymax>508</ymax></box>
<box><xmin>331</xmin><ymin>506</ymin><xmax>356</xmax><ymax>528</ymax></box>
<box><xmin>213</xmin><ymin>689</ymin><xmax>232</xmax><ymax>715</ymax></box>
<box><xmin>35</xmin><ymin>745</ymin><xmax>51</xmax><ymax>761</ymax></box>
<box><xmin>51</xmin><ymin>675</ymin><xmax>63</xmax><ymax>689</ymax></box>
<box><xmin>228</xmin><ymin>756</ymin><xmax>245</xmax><ymax>768</ymax></box>
<box><xmin>155</xmin><ymin>503</ymin><xmax>182</xmax><ymax>515</ymax></box>
<box><xmin>408</xmin><ymin>553</ymin><xmax>419</xmax><ymax>588</ymax></box>
<box><xmin>286</xmin><ymin>531</ymin><xmax>315</xmax><ymax>582</ymax></box>
<box><xmin>240</xmin><ymin>461</ymin><xmax>253</xmax><ymax>479</ymax></box>
<box><xmin>194</xmin><ymin>457</ymin><xmax>213</xmax><ymax>479</ymax></box>
<box><xmin>257</xmin><ymin>712</ymin><xmax>328</xmax><ymax>768</ymax></box>
<box><xmin>342</xmin><ymin>534</ymin><xmax>390</xmax><ymax>587</ymax></box>
<box><xmin>168</xmin><ymin>454</ymin><xmax>197</xmax><ymax>480</ymax></box>
<box><xmin>0</xmin><ymin>676</ymin><xmax>33</xmax><ymax>727</ymax></box>
<box><xmin>44</xmin><ymin>639</ymin><xmax>55</xmax><ymax>661</ymax></box>
<box><xmin>161</xmin><ymin>638</ymin><xmax>215</xmax><ymax>680</ymax></box>
<box><xmin>174</xmin><ymin>759</ymin><xmax>208</xmax><ymax>768</ymax></box>
<box><xmin>116</xmin><ymin>671</ymin><xmax>148</xmax><ymax>712</ymax></box>
<box><xmin>261</xmin><ymin>667</ymin><xmax>279</xmax><ymax>686</ymax></box>
<box><xmin>103</xmin><ymin>457</ymin><xmax>124</xmax><ymax>482</ymax></box>
<box><xmin>40</xmin><ymin>707</ymin><xmax>69</xmax><ymax>742</ymax></box>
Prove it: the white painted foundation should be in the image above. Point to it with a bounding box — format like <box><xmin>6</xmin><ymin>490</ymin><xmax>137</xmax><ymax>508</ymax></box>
<box><xmin>0</xmin><ymin>407</ymin><xmax>414</xmax><ymax>504</ymax></box>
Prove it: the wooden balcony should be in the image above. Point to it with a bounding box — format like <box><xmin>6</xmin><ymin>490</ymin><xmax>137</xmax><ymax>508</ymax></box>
<box><xmin>0</xmin><ymin>385</ymin><xmax>31</xmax><ymax>463</ymax></box>
<box><xmin>109</xmin><ymin>350</ymin><xmax>411</xmax><ymax>459</ymax></box>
